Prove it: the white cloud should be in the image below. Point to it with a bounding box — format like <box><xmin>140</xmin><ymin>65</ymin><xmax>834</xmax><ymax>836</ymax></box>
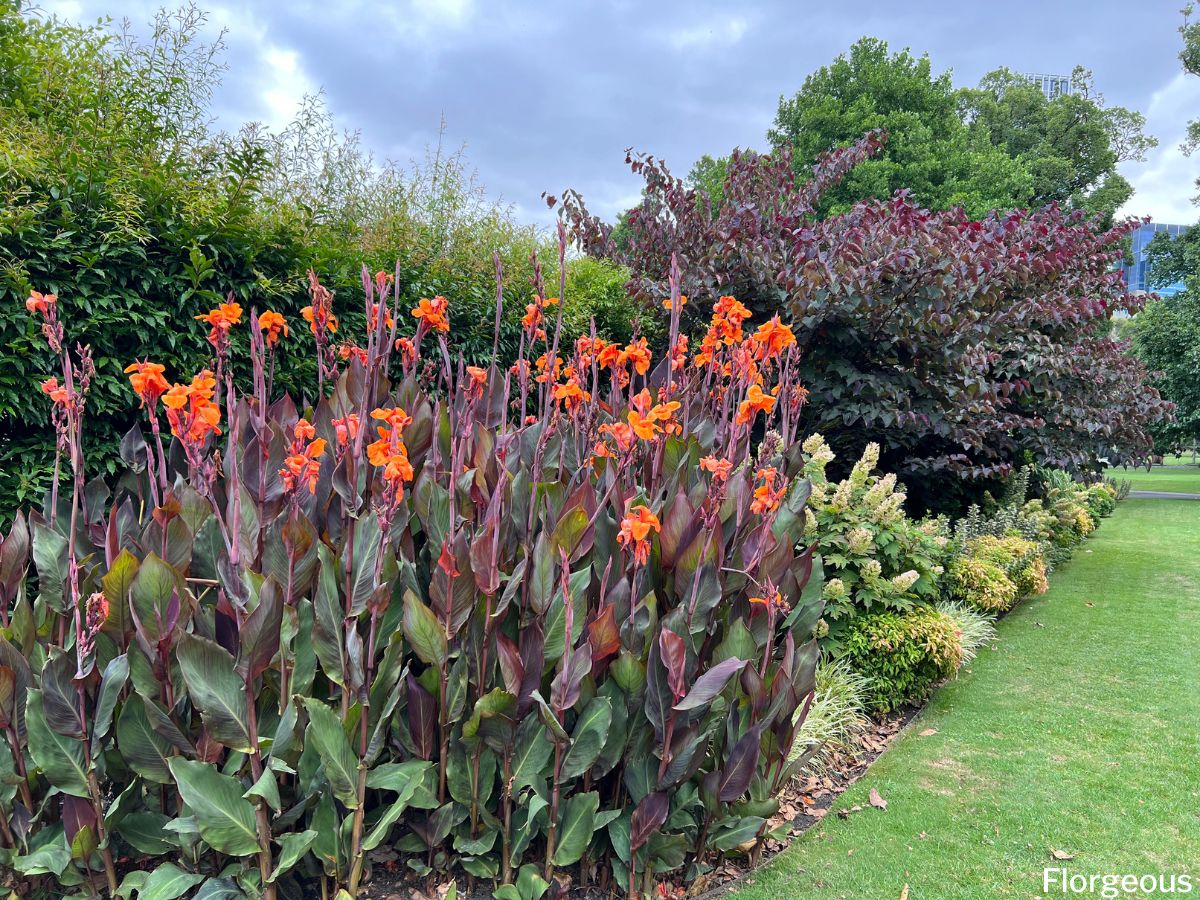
<box><xmin>256</xmin><ymin>45</ymin><xmax>317</xmax><ymax>129</ymax></box>
<box><xmin>1119</xmin><ymin>71</ymin><xmax>1200</xmax><ymax>225</ymax></box>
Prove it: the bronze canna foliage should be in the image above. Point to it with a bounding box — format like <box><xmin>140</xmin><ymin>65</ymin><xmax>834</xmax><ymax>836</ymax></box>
<box><xmin>1</xmin><ymin>252</ymin><xmax>823</xmax><ymax>900</ymax></box>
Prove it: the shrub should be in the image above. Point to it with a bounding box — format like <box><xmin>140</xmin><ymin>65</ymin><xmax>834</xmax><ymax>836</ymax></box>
<box><xmin>1084</xmin><ymin>483</ymin><xmax>1118</xmax><ymax>519</ymax></box>
<box><xmin>839</xmin><ymin>607</ymin><xmax>963</xmax><ymax>713</ymax></box>
<box><xmin>556</xmin><ymin>135</ymin><xmax>1170</xmax><ymax>513</ymax></box>
<box><xmin>803</xmin><ymin>436</ymin><xmax>946</xmax><ymax>629</ymax></box>
<box><xmin>946</xmin><ymin>556</ymin><xmax>1019</xmax><ymax>613</ymax></box>
<box><xmin>0</xmin><ymin>281</ymin><xmax>823</xmax><ymax>899</ymax></box>
<box><xmin>970</xmin><ymin>535</ymin><xmax>1049</xmax><ymax>598</ymax></box>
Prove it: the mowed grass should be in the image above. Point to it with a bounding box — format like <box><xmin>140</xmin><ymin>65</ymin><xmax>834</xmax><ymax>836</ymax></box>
<box><xmin>731</xmin><ymin>499</ymin><xmax>1200</xmax><ymax>899</ymax></box>
<box><xmin>1105</xmin><ymin>465</ymin><xmax>1200</xmax><ymax>494</ymax></box>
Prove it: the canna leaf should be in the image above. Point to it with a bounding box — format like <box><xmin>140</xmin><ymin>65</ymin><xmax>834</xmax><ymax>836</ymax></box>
<box><xmin>302</xmin><ymin>698</ymin><xmax>360</xmax><ymax>808</ymax></box>
<box><xmin>25</xmin><ymin>689</ymin><xmax>89</xmax><ymax>797</ymax></box>
<box><xmin>177</xmin><ymin>632</ymin><xmax>252</xmax><ymax>752</ymax></box>
<box><xmin>718</xmin><ymin>723</ymin><xmax>763</xmax><ymax>802</ymax></box>
<box><xmin>138</xmin><ymin>862</ymin><xmax>206</xmax><ymax>900</ymax></box>
<box><xmin>550</xmin><ymin>790</ymin><xmax>599</xmax><ymax>867</ymax></box>
<box><xmin>673</xmin><ymin>657</ymin><xmax>748</xmax><ymax>712</ymax></box>
<box><xmin>558</xmin><ymin>696</ymin><xmax>612</xmax><ymax>782</ymax></box>
<box><xmin>268</xmin><ymin>830</ymin><xmax>318</xmax><ymax>883</ymax></box>
<box><xmin>401</xmin><ymin>589</ymin><xmax>447</xmax><ymax>668</ymax></box>
<box><xmin>92</xmin><ymin>653</ymin><xmax>129</xmax><ymax>744</ymax></box>
<box><xmin>167</xmin><ymin>758</ymin><xmax>261</xmax><ymax>857</ymax></box>
<box><xmin>312</xmin><ymin>544</ymin><xmax>347</xmax><ymax>687</ymax></box>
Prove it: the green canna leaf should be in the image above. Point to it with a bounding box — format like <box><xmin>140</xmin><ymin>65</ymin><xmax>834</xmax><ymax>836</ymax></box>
<box><xmin>167</xmin><ymin>758</ymin><xmax>261</xmax><ymax>857</ymax></box>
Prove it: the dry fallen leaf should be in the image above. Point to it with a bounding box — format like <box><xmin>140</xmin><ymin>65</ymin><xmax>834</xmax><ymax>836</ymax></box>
<box><xmin>1085</xmin><ymin>602</ymin><xmax>1095</xmax><ymax>608</ymax></box>
<box><xmin>900</xmin><ymin>885</ymin><xmax>910</xmax><ymax>900</ymax></box>
<box><xmin>919</xmin><ymin>728</ymin><xmax>937</xmax><ymax>737</ymax></box>
<box><xmin>1050</xmin><ymin>848</ymin><xmax>1075</xmax><ymax>861</ymax></box>
<box><xmin>869</xmin><ymin>788</ymin><xmax>888</xmax><ymax>810</ymax></box>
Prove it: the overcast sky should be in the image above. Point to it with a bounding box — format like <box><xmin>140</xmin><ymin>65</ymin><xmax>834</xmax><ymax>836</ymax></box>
<box><xmin>41</xmin><ymin>0</ymin><xmax>1200</xmax><ymax>228</ymax></box>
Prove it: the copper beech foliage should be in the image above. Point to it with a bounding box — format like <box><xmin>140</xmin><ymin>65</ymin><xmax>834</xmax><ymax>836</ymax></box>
<box><xmin>0</xmin><ymin>256</ymin><xmax>826</xmax><ymax>899</ymax></box>
<box><xmin>554</xmin><ymin>132</ymin><xmax>1171</xmax><ymax>509</ymax></box>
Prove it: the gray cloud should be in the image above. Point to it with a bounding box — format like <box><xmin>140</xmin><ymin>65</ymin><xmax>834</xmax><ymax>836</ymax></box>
<box><xmin>41</xmin><ymin>0</ymin><xmax>1200</xmax><ymax>225</ymax></box>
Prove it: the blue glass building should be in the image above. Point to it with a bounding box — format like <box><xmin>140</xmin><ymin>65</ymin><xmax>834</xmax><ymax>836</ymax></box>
<box><xmin>1120</xmin><ymin>222</ymin><xmax>1190</xmax><ymax>296</ymax></box>
<box><xmin>1022</xmin><ymin>72</ymin><xmax>1073</xmax><ymax>101</ymax></box>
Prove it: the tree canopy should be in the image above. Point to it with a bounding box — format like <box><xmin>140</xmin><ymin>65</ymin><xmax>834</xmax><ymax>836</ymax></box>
<box><xmin>743</xmin><ymin>37</ymin><xmax>1155</xmax><ymax>222</ymax></box>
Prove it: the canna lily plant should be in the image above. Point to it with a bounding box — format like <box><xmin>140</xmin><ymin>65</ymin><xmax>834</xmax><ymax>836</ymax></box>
<box><xmin>0</xmin><ymin>249</ymin><xmax>823</xmax><ymax>900</ymax></box>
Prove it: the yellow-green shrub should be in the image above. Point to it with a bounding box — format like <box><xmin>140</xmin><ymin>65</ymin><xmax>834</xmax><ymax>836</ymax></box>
<box><xmin>947</xmin><ymin>555</ymin><xmax>1019</xmax><ymax>612</ymax></box>
<box><xmin>971</xmin><ymin>534</ymin><xmax>1049</xmax><ymax>597</ymax></box>
<box><xmin>840</xmin><ymin>607</ymin><xmax>964</xmax><ymax>712</ymax></box>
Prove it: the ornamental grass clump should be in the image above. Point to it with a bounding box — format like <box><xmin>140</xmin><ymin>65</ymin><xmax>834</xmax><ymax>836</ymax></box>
<box><xmin>0</xmin><ymin>254</ymin><xmax>826</xmax><ymax>900</ymax></box>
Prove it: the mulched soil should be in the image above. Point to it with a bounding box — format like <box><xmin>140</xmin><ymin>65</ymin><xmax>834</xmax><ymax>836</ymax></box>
<box><xmin>359</xmin><ymin>706</ymin><xmax>920</xmax><ymax>900</ymax></box>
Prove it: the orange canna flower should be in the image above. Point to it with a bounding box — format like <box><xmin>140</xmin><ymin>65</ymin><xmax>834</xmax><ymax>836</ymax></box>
<box><xmin>26</xmin><ymin>290</ymin><xmax>57</xmax><ymax>316</ymax></box>
<box><xmin>466</xmin><ymin>365</ymin><xmax>488</xmax><ymax>400</ymax></box>
<box><xmin>381</xmin><ymin>446</ymin><xmax>414</xmax><ymax>486</ymax></box>
<box><xmin>662</xmin><ymin>294</ymin><xmax>687</xmax><ymax>311</ymax></box>
<box><xmin>371</xmin><ymin>405</ymin><xmax>413</xmax><ymax>431</ymax></box>
<box><xmin>394</xmin><ymin>336</ymin><xmax>417</xmax><ymax>365</ymax></box>
<box><xmin>597</xmin><ymin>342</ymin><xmax>622</xmax><ymax>369</ymax></box>
<box><xmin>534</xmin><ymin>353</ymin><xmax>563</xmax><ymax>385</ymax></box>
<box><xmin>750</xmin><ymin>467</ymin><xmax>787</xmax><ymax>516</ymax></box>
<box><xmin>619</xmin><ymin>338</ymin><xmax>652</xmax><ymax>376</ymax></box>
<box><xmin>700</xmin><ymin>455</ymin><xmax>733</xmax><ymax>481</ymax></box>
<box><xmin>161</xmin><ymin>383</ymin><xmax>189</xmax><ymax>410</ymax></box>
<box><xmin>618</xmin><ymin>504</ymin><xmax>660</xmax><ymax>566</ymax></box>
<box><xmin>332</xmin><ymin>413</ymin><xmax>360</xmax><ymax>447</ymax></box>
<box><xmin>258</xmin><ymin>310</ymin><xmax>289</xmax><ymax>347</ymax></box>
<box><xmin>292</xmin><ymin>419</ymin><xmax>316</xmax><ymax>445</ymax></box>
<box><xmin>736</xmin><ymin>383</ymin><xmax>777</xmax><ymax>426</ymax></box>
<box><xmin>163</xmin><ymin>370</ymin><xmax>222</xmax><ymax>449</ymax></box>
<box><xmin>195</xmin><ymin>302</ymin><xmax>243</xmax><ymax>348</ymax></box>
<box><xmin>411</xmin><ymin>296</ymin><xmax>450</xmax><ymax>334</ymax></box>
<box><xmin>124</xmin><ymin>361</ymin><xmax>170</xmax><ymax>410</ymax></box>
<box><xmin>370</xmin><ymin>303</ymin><xmax>394</xmax><ymax>332</ymax></box>
<box><xmin>553</xmin><ymin>379</ymin><xmax>591</xmax><ymax>410</ymax></box>
<box><xmin>670</xmin><ymin>334</ymin><xmax>689</xmax><ymax>371</ymax></box>
<box><xmin>367</xmin><ymin>405</ymin><xmax>415</xmax><ymax>502</ymax></box>
<box><xmin>713</xmin><ymin>296</ymin><xmax>751</xmax><ymax>344</ymax></box>
<box><xmin>280</xmin><ymin>436</ymin><xmax>326</xmax><ymax>495</ymax></box>
<box><xmin>301</xmin><ymin>304</ymin><xmax>339</xmax><ymax>336</ymax></box>
<box><xmin>40</xmin><ymin>376</ymin><xmax>69</xmax><ymax>407</ymax></box>
<box><xmin>748</xmin><ymin>590</ymin><xmax>789</xmax><ymax>613</ymax></box>
<box><xmin>338</xmin><ymin>343</ymin><xmax>368</xmax><ymax>365</ymax></box>
<box><xmin>599</xmin><ymin>420</ymin><xmax>637</xmax><ymax>454</ymax></box>
<box><xmin>751</xmin><ymin>316</ymin><xmax>796</xmax><ymax>359</ymax></box>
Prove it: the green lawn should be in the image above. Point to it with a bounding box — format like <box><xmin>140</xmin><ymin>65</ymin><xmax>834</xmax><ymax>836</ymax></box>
<box><xmin>1105</xmin><ymin>465</ymin><xmax>1200</xmax><ymax>494</ymax></box>
<box><xmin>732</xmin><ymin>499</ymin><xmax>1200</xmax><ymax>899</ymax></box>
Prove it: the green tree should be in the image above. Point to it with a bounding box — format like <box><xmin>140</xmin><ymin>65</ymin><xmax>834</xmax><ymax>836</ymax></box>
<box><xmin>958</xmin><ymin>66</ymin><xmax>1156</xmax><ymax>225</ymax></box>
<box><xmin>1131</xmin><ymin>294</ymin><xmax>1200</xmax><ymax>453</ymax></box>
<box><xmin>768</xmin><ymin>37</ymin><xmax>1033</xmax><ymax>217</ymax></box>
<box><xmin>765</xmin><ymin>37</ymin><xmax>1154</xmax><ymax>223</ymax></box>
<box><xmin>1181</xmin><ymin>2</ymin><xmax>1200</xmax><ymax>197</ymax></box>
